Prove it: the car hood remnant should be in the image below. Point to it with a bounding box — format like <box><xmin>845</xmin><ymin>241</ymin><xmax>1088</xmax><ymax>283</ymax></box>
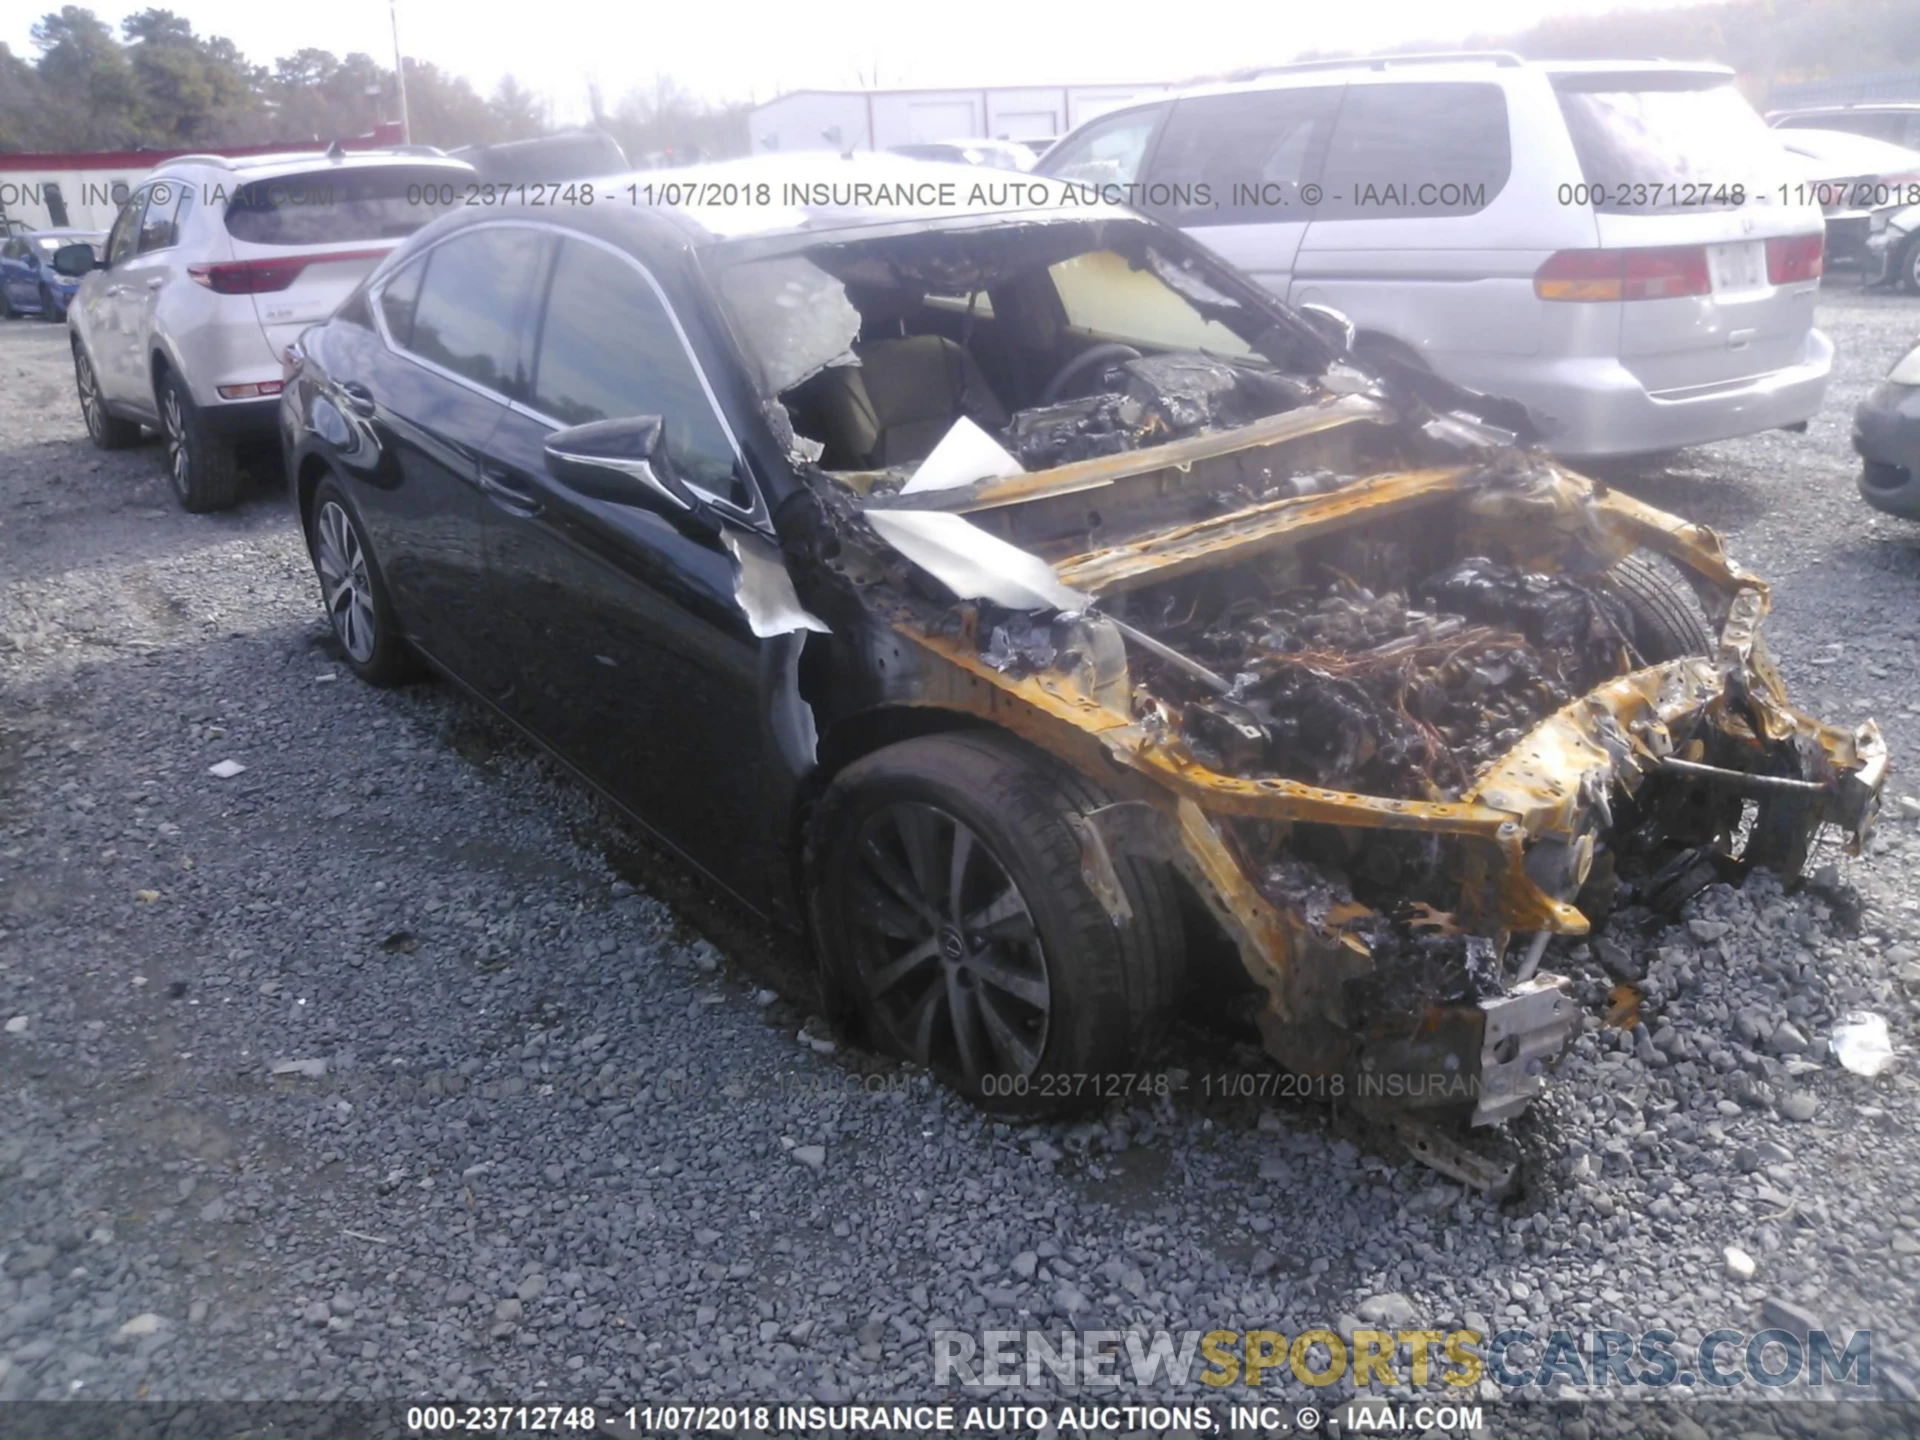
<box><xmin>748</xmin><ymin>217</ymin><xmax>1886</xmax><ymax>1156</ymax></box>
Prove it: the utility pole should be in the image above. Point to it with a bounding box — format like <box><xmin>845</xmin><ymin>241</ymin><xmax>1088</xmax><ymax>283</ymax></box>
<box><xmin>390</xmin><ymin>0</ymin><xmax>412</xmax><ymax>144</ymax></box>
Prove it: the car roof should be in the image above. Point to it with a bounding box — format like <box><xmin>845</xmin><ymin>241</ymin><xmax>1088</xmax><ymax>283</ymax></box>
<box><xmin>1775</xmin><ymin>128</ymin><xmax>1920</xmax><ymax>168</ymax></box>
<box><xmin>1772</xmin><ymin>102</ymin><xmax>1920</xmax><ymax>117</ymax></box>
<box><xmin>586</xmin><ymin>152</ymin><xmax>1134</xmax><ymax>247</ymax></box>
<box><xmin>153</xmin><ymin>149</ymin><xmax>475</xmax><ymax>180</ymax></box>
<box><xmin>1165</xmin><ymin>53</ymin><xmax>1731</xmax><ymax>104</ymax></box>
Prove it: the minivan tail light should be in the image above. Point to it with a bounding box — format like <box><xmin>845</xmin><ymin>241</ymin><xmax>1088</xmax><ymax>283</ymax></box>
<box><xmin>1534</xmin><ymin>246</ymin><xmax>1712</xmax><ymax>301</ymax></box>
<box><xmin>1766</xmin><ymin>232</ymin><xmax>1825</xmax><ymax>285</ymax></box>
<box><xmin>188</xmin><ymin>247</ymin><xmax>392</xmax><ymax>295</ymax></box>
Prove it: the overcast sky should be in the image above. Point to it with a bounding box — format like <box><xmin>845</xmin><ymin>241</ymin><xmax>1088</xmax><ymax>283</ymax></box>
<box><xmin>9</xmin><ymin>0</ymin><xmax>1710</xmax><ymax>121</ymax></box>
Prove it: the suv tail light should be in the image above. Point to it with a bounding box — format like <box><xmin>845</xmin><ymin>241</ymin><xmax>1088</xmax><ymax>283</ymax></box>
<box><xmin>1766</xmin><ymin>232</ymin><xmax>1825</xmax><ymax>284</ymax></box>
<box><xmin>1534</xmin><ymin>246</ymin><xmax>1713</xmax><ymax>301</ymax></box>
<box><xmin>188</xmin><ymin>247</ymin><xmax>391</xmax><ymax>295</ymax></box>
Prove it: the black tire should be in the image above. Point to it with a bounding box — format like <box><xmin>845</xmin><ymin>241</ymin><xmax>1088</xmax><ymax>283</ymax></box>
<box><xmin>157</xmin><ymin>366</ymin><xmax>243</xmax><ymax>512</ymax></box>
<box><xmin>1900</xmin><ymin>234</ymin><xmax>1920</xmax><ymax>296</ymax></box>
<box><xmin>1604</xmin><ymin>550</ymin><xmax>1714</xmax><ymax>663</ymax></box>
<box><xmin>809</xmin><ymin>731</ymin><xmax>1184</xmax><ymax>1116</ymax></box>
<box><xmin>72</xmin><ymin>340</ymin><xmax>142</xmax><ymax>450</ymax></box>
<box><xmin>38</xmin><ymin>284</ymin><xmax>63</xmax><ymax>322</ymax></box>
<box><xmin>306</xmin><ymin>478</ymin><xmax>418</xmax><ymax>686</ymax></box>
<box><xmin>0</xmin><ymin>289</ymin><xmax>14</xmax><ymax>319</ymax></box>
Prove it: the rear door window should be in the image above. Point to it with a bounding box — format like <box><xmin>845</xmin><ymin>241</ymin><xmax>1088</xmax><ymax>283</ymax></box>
<box><xmin>531</xmin><ymin>236</ymin><xmax>743</xmax><ymax>506</ymax></box>
<box><xmin>137</xmin><ymin>182</ymin><xmax>185</xmax><ymax>253</ymax></box>
<box><xmin>224</xmin><ymin>165</ymin><xmax>450</xmax><ymax>246</ymax></box>
<box><xmin>1146</xmin><ymin>86</ymin><xmax>1343</xmax><ymax>225</ymax></box>
<box><xmin>1556</xmin><ymin>78</ymin><xmax>1784</xmax><ymax>212</ymax></box>
<box><xmin>404</xmin><ymin>226</ymin><xmax>548</xmax><ymax>398</ymax></box>
<box><xmin>105</xmin><ymin>191</ymin><xmax>144</xmax><ymax>267</ymax></box>
<box><xmin>376</xmin><ymin>256</ymin><xmax>426</xmax><ymax>347</ymax></box>
<box><xmin>1315</xmin><ymin>82</ymin><xmax>1511</xmax><ymax>219</ymax></box>
<box><xmin>1040</xmin><ymin>106</ymin><xmax>1167</xmax><ymax>189</ymax></box>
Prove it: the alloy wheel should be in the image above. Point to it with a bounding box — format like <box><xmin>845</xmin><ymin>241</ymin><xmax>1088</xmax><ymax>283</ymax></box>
<box><xmin>845</xmin><ymin>801</ymin><xmax>1050</xmax><ymax>1085</ymax></box>
<box><xmin>312</xmin><ymin>500</ymin><xmax>378</xmax><ymax>664</ymax></box>
<box><xmin>161</xmin><ymin>386</ymin><xmax>191</xmax><ymax>500</ymax></box>
<box><xmin>75</xmin><ymin>352</ymin><xmax>103</xmax><ymax>440</ymax></box>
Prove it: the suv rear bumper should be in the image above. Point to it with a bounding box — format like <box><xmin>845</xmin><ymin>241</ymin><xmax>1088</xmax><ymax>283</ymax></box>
<box><xmin>199</xmin><ymin>396</ymin><xmax>283</xmax><ymax>442</ymax></box>
<box><xmin>1449</xmin><ymin>329</ymin><xmax>1834</xmax><ymax>459</ymax></box>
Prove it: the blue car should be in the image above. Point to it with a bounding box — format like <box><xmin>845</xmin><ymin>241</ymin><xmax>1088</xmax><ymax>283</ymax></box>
<box><xmin>0</xmin><ymin>228</ymin><xmax>106</xmax><ymax>321</ymax></box>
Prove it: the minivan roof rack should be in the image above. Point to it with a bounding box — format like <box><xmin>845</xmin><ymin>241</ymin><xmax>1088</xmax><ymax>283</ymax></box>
<box><xmin>158</xmin><ymin>153</ymin><xmax>235</xmax><ymax>169</ymax></box>
<box><xmin>1226</xmin><ymin>50</ymin><xmax>1525</xmax><ymax>82</ymax></box>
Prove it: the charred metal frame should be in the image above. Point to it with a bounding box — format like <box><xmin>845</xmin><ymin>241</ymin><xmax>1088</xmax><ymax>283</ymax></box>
<box><xmin>827</xmin><ymin>397</ymin><xmax>1886</xmax><ymax>1126</ymax></box>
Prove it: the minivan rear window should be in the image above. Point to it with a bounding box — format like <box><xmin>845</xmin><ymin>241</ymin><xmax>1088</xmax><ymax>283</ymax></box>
<box><xmin>224</xmin><ymin>165</ymin><xmax>451</xmax><ymax>246</ymax></box>
<box><xmin>1555</xmin><ymin>78</ymin><xmax>1786</xmax><ymax>212</ymax></box>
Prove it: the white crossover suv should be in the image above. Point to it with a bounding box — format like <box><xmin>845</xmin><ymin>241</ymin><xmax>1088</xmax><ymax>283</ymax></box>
<box><xmin>60</xmin><ymin>147</ymin><xmax>474</xmax><ymax>510</ymax></box>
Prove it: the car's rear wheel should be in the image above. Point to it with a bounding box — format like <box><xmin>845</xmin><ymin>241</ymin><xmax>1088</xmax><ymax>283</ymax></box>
<box><xmin>307</xmin><ymin>478</ymin><xmax>416</xmax><ymax>686</ymax></box>
<box><xmin>38</xmin><ymin>284</ymin><xmax>62</xmax><ymax>321</ymax></box>
<box><xmin>810</xmin><ymin>732</ymin><xmax>1184</xmax><ymax>1116</ymax></box>
<box><xmin>1899</xmin><ymin>234</ymin><xmax>1920</xmax><ymax>296</ymax></box>
<box><xmin>72</xmin><ymin>342</ymin><xmax>142</xmax><ymax>450</ymax></box>
<box><xmin>157</xmin><ymin>367</ymin><xmax>243</xmax><ymax>512</ymax></box>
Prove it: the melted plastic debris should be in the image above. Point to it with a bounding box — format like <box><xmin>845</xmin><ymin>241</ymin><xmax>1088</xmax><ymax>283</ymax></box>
<box><xmin>1000</xmin><ymin>355</ymin><xmax>1316</xmax><ymax>471</ymax></box>
<box><xmin>983</xmin><ymin>614</ymin><xmax>1063</xmax><ymax>677</ymax></box>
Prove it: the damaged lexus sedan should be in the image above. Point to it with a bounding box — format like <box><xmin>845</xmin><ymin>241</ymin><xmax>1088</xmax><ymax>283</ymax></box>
<box><xmin>281</xmin><ymin>156</ymin><xmax>1885</xmax><ymax>1157</ymax></box>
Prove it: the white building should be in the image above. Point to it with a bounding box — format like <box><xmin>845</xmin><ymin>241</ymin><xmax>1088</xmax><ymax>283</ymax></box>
<box><xmin>747</xmin><ymin>85</ymin><xmax>1170</xmax><ymax>156</ymax></box>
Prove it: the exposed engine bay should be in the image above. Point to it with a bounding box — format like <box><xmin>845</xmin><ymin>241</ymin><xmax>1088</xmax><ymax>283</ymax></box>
<box><xmin>719</xmin><ymin>214</ymin><xmax>1887</xmax><ymax>1172</ymax></box>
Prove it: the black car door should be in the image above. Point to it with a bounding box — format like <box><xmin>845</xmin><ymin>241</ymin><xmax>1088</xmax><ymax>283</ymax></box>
<box><xmin>479</xmin><ymin>232</ymin><xmax>797</xmax><ymax>912</ymax></box>
<box><xmin>350</xmin><ymin>223</ymin><xmax>550</xmax><ymax>688</ymax></box>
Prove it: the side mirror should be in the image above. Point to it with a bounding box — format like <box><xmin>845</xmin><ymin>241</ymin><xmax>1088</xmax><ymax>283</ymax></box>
<box><xmin>52</xmin><ymin>242</ymin><xmax>98</xmax><ymax>277</ymax></box>
<box><xmin>1297</xmin><ymin>303</ymin><xmax>1356</xmax><ymax>355</ymax></box>
<box><xmin>542</xmin><ymin>415</ymin><xmax>720</xmax><ymax>537</ymax></box>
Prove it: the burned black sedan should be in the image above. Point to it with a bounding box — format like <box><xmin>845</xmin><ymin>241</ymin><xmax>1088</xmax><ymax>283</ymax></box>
<box><xmin>280</xmin><ymin>156</ymin><xmax>1883</xmax><ymax>1170</ymax></box>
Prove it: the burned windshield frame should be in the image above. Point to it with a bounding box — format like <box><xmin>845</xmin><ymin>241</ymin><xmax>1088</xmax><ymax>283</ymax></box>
<box><xmin>706</xmin><ymin>216</ymin><xmax>1341</xmax><ymax>404</ymax></box>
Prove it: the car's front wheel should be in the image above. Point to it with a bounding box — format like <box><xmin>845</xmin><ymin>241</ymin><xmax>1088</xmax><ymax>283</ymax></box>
<box><xmin>72</xmin><ymin>341</ymin><xmax>142</xmax><ymax>450</ymax></box>
<box><xmin>810</xmin><ymin>732</ymin><xmax>1184</xmax><ymax>1115</ymax></box>
<box><xmin>157</xmin><ymin>368</ymin><xmax>243</xmax><ymax>512</ymax></box>
<box><xmin>306</xmin><ymin>478</ymin><xmax>417</xmax><ymax>686</ymax></box>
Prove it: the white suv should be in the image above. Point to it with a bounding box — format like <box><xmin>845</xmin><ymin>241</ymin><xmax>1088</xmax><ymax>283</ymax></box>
<box><xmin>1036</xmin><ymin>55</ymin><xmax>1831</xmax><ymax>460</ymax></box>
<box><xmin>61</xmin><ymin>148</ymin><xmax>474</xmax><ymax>510</ymax></box>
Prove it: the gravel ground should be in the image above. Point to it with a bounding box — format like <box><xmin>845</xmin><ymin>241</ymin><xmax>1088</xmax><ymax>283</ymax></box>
<box><xmin>4</xmin><ymin>288</ymin><xmax>1920</xmax><ymax>1435</ymax></box>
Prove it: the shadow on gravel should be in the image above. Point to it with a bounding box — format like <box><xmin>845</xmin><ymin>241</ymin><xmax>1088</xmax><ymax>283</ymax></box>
<box><xmin>0</xmin><ymin>436</ymin><xmax>290</xmax><ymax>586</ymax></box>
<box><xmin>1587</xmin><ymin>453</ymin><xmax>1772</xmax><ymax>534</ymax></box>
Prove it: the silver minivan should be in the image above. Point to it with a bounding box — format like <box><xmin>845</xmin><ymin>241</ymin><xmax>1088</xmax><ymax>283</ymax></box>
<box><xmin>1037</xmin><ymin>55</ymin><xmax>1831</xmax><ymax>459</ymax></box>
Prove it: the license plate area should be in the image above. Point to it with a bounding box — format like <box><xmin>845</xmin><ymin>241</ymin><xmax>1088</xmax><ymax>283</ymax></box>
<box><xmin>1707</xmin><ymin>240</ymin><xmax>1768</xmax><ymax>295</ymax></box>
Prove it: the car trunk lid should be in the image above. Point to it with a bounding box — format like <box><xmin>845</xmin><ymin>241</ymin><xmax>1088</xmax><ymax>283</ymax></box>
<box><xmin>216</xmin><ymin>162</ymin><xmax>460</xmax><ymax>357</ymax></box>
<box><xmin>1550</xmin><ymin>70</ymin><xmax>1825</xmax><ymax>393</ymax></box>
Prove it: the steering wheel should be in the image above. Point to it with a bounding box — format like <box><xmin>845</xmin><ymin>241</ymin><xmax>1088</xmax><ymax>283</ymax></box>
<box><xmin>1037</xmin><ymin>343</ymin><xmax>1143</xmax><ymax>405</ymax></box>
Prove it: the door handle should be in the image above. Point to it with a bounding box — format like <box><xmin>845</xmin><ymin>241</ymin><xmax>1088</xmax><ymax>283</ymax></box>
<box><xmin>338</xmin><ymin>381</ymin><xmax>378</xmax><ymax>417</ymax></box>
<box><xmin>477</xmin><ymin>466</ymin><xmax>542</xmax><ymax>517</ymax></box>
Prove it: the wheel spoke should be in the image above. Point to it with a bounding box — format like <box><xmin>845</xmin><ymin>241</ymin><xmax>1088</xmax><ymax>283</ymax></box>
<box><xmin>866</xmin><ymin>935</ymin><xmax>939</xmax><ymax>996</ymax></box>
<box><xmin>858</xmin><ymin>832</ymin><xmax>938</xmax><ymax>929</ymax></box>
<box><xmin>945</xmin><ymin>970</ymin><xmax>984</xmax><ymax>1084</ymax></box>
<box><xmin>900</xmin><ymin>980</ymin><xmax>947</xmax><ymax>1066</ymax></box>
<box><xmin>946</xmin><ymin>824</ymin><xmax>974</xmax><ymax>925</ymax></box>
<box><xmin>966</xmin><ymin>884</ymin><xmax>1036</xmax><ymax>944</ymax></box>
<box><xmin>975</xmin><ymin>986</ymin><xmax>1041</xmax><ymax>1075</ymax></box>
<box><xmin>965</xmin><ymin>949</ymin><xmax>1048</xmax><ymax>1009</ymax></box>
<box><xmin>893</xmin><ymin>805</ymin><xmax>944</xmax><ymax>910</ymax></box>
